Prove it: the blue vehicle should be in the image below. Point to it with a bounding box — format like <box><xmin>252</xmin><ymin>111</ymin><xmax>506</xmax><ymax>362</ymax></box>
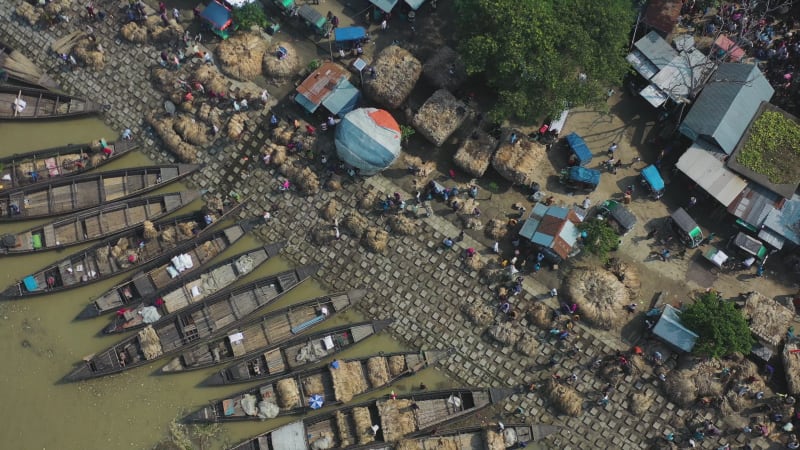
<box><xmin>565</xmin><ymin>132</ymin><xmax>593</xmax><ymax>166</ymax></box>
<box><xmin>640</xmin><ymin>165</ymin><xmax>665</xmax><ymax>199</ymax></box>
<box><xmin>560</xmin><ymin>166</ymin><xmax>600</xmax><ymax>192</ymax></box>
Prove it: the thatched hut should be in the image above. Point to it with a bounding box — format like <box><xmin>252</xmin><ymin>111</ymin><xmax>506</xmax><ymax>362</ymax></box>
<box><xmin>742</xmin><ymin>291</ymin><xmax>793</xmax><ymax>349</ymax></box>
<box><xmin>412</xmin><ymin>89</ymin><xmax>468</xmax><ymax>147</ymax></box>
<box><xmin>453</xmin><ymin>130</ymin><xmax>497</xmax><ymax>177</ymax></box>
<box><xmin>263</xmin><ymin>42</ymin><xmax>301</xmax><ymax>82</ymax></box>
<box><xmin>784</xmin><ymin>343</ymin><xmax>800</xmax><ymax>395</ymax></box>
<box><xmin>364</xmin><ymin>45</ymin><xmax>422</xmax><ymax>109</ymax></box>
<box><xmin>563</xmin><ymin>268</ymin><xmax>630</xmax><ymax>330</ymax></box>
<box><xmin>217</xmin><ymin>33</ymin><xmax>268</xmax><ymax>81</ymax></box>
<box><xmin>492</xmin><ymin>138</ymin><xmax>547</xmax><ymax>186</ymax></box>
<box><xmin>422</xmin><ymin>46</ymin><xmax>467</xmax><ymax>91</ymax></box>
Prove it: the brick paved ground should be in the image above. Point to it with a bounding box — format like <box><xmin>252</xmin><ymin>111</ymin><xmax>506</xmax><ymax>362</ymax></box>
<box><xmin>0</xmin><ymin>3</ymin><xmax>783</xmax><ymax>448</ymax></box>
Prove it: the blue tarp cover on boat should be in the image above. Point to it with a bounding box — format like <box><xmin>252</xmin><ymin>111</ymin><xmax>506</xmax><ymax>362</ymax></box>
<box><xmin>641</xmin><ymin>164</ymin><xmax>665</xmax><ymax>191</ymax></box>
<box><xmin>565</xmin><ymin>132</ymin><xmax>593</xmax><ymax>165</ymax></box>
<box><xmin>321</xmin><ymin>78</ymin><xmax>360</xmax><ymax>115</ymax></box>
<box><xmin>200</xmin><ymin>1</ymin><xmax>233</xmax><ymax>31</ymax></box>
<box><xmin>23</xmin><ymin>276</ymin><xmax>39</xmax><ymax>292</ymax></box>
<box><xmin>370</xmin><ymin>0</ymin><xmax>398</xmax><ymax>13</ymax></box>
<box><xmin>334</xmin><ymin>26</ymin><xmax>366</xmax><ymax>42</ymax></box>
<box><xmin>652</xmin><ymin>305</ymin><xmax>698</xmax><ymax>353</ymax></box>
<box><xmin>568</xmin><ymin>166</ymin><xmax>600</xmax><ymax>186</ymax></box>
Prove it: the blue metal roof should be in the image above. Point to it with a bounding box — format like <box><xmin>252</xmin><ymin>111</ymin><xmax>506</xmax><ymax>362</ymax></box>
<box><xmin>652</xmin><ymin>305</ymin><xmax>699</xmax><ymax>353</ymax></box>
<box><xmin>565</xmin><ymin>132</ymin><xmax>593</xmax><ymax>165</ymax></box>
<box><xmin>370</xmin><ymin>0</ymin><xmax>398</xmax><ymax>13</ymax></box>
<box><xmin>518</xmin><ymin>203</ymin><xmax>548</xmax><ymax>241</ymax></box>
<box><xmin>321</xmin><ymin>78</ymin><xmax>360</xmax><ymax>115</ymax></box>
<box><xmin>641</xmin><ymin>165</ymin><xmax>665</xmax><ymax>191</ymax></box>
<box><xmin>294</xmin><ymin>92</ymin><xmax>319</xmax><ymax>113</ymax></box>
<box><xmin>547</xmin><ymin>206</ymin><xmax>569</xmax><ymax>220</ymax></box>
<box><xmin>680</xmin><ymin>63</ymin><xmax>774</xmax><ymax>154</ymax></box>
<box><xmin>762</xmin><ymin>194</ymin><xmax>800</xmax><ymax>246</ymax></box>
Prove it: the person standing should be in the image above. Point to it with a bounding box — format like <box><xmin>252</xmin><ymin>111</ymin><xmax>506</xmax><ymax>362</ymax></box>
<box><xmin>381</xmin><ymin>19</ymin><xmax>388</xmax><ymax>30</ymax></box>
<box><xmin>607</xmin><ymin>142</ymin><xmax>618</xmax><ymax>158</ymax></box>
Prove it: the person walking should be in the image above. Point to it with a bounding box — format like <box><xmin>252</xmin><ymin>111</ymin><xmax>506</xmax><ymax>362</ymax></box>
<box><xmin>607</xmin><ymin>142</ymin><xmax>618</xmax><ymax>158</ymax></box>
<box><xmin>381</xmin><ymin>19</ymin><xmax>387</xmax><ymax>30</ymax></box>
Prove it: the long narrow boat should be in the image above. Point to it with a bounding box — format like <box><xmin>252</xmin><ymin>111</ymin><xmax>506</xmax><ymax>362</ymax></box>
<box><xmin>0</xmin><ymin>191</ymin><xmax>199</xmax><ymax>255</ymax></box>
<box><xmin>0</xmin><ymin>85</ymin><xmax>103</xmax><ymax>120</ymax></box>
<box><xmin>187</xmin><ymin>349</ymin><xmax>454</xmax><ymax>423</ymax></box>
<box><xmin>161</xmin><ymin>289</ymin><xmax>366</xmax><ymax>373</ymax></box>
<box><xmin>97</xmin><ymin>243</ymin><xmax>286</xmax><ymax>331</ymax></box>
<box><xmin>358</xmin><ymin>424</ymin><xmax>563</xmax><ymax>450</ymax></box>
<box><xmin>0</xmin><ymin>214</ymin><xmax>247</xmax><ymax>299</ymax></box>
<box><xmin>0</xmin><ymin>164</ymin><xmax>200</xmax><ymax>221</ymax></box>
<box><xmin>0</xmin><ymin>139</ymin><xmax>139</xmax><ymax>192</ymax></box>
<box><xmin>228</xmin><ymin>387</ymin><xmax>519</xmax><ymax>450</ymax></box>
<box><xmin>201</xmin><ymin>319</ymin><xmax>391</xmax><ymax>386</ymax></box>
<box><xmin>63</xmin><ymin>265</ymin><xmax>319</xmax><ymax>381</ymax></box>
<box><xmin>0</xmin><ymin>41</ymin><xmax>61</xmax><ymax>90</ymax></box>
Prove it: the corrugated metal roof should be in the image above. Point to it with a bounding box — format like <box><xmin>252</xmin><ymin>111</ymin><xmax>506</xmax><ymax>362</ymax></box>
<box><xmin>652</xmin><ymin>305</ymin><xmax>698</xmax><ymax>353</ymax></box>
<box><xmin>633</xmin><ymin>31</ymin><xmax>678</xmax><ymax>71</ymax></box>
<box><xmin>762</xmin><ymin>194</ymin><xmax>800</xmax><ymax>246</ymax></box>
<box><xmin>643</xmin><ymin>0</ymin><xmax>682</xmax><ymax>35</ymax></box>
<box><xmin>519</xmin><ymin>205</ymin><xmax>582</xmax><ymax>259</ymax></box>
<box><xmin>675</xmin><ymin>140</ymin><xmax>747</xmax><ymax>206</ymax></box>
<box><xmin>321</xmin><ymin>78</ymin><xmax>360</xmax><ymax>115</ymax></box>
<box><xmin>295</xmin><ymin>62</ymin><xmax>350</xmax><ymax>113</ymax></box>
<box><xmin>649</xmin><ymin>49</ymin><xmax>713</xmax><ymax>101</ymax></box>
<box><xmin>627</xmin><ymin>50</ymin><xmax>661</xmax><ymax>80</ymax></box>
<box><xmin>270</xmin><ymin>421</ymin><xmax>306</xmax><ymax>450</ymax></box>
<box><xmin>679</xmin><ymin>63</ymin><xmax>774</xmax><ymax>154</ymax></box>
<box><xmin>727</xmin><ymin>182</ymin><xmax>781</xmax><ymax>228</ymax></box>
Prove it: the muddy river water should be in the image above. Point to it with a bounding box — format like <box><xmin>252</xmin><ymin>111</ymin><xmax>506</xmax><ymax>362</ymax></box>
<box><xmin>0</xmin><ymin>120</ymin><xmax>463</xmax><ymax>449</ymax></box>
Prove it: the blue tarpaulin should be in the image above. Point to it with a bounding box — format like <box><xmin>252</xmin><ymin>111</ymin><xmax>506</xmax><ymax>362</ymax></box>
<box><xmin>568</xmin><ymin>166</ymin><xmax>600</xmax><ymax>186</ymax></box>
<box><xmin>565</xmin><ymin>132</ymin><xmax>593</xmax><ymax>165</ymax></box>
<box><xmin>334</xmin><ymin>27</ymin><xmax>366</xmax><ymax>43</ymax></box>
<box><xmin>23</xmin><ymin>276</ymin><xmax>39</xmax><ymax>292</ymax></box>
<box><xmin>321</xmin><ymin>79</ymin><xmax>360</xmax><ymax>115</ymax></box>
<box><xmin>335</xmin><ymin>108</ymin><xmax>401</xmax><ymax>175</ymax></box>
<box><xmin>641</xmin><ymin>164</ymin><xmax>665</xmax><ymax>191</ymax></box>
<box><xmin>652</xmin><ymin>305</ymin><xmax>698</xmax><ymax>353</ymax></box>
<box><xmin>369</xmin><ymin>0</ymin><xmax>398</xmax><ymax>13</ymax></box>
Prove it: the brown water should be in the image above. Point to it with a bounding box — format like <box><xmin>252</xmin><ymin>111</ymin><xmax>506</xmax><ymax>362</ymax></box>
<box><xmin>0</xmin><ymin>119</ymin><xmax>457</xmax><ymax>449</ymax></box>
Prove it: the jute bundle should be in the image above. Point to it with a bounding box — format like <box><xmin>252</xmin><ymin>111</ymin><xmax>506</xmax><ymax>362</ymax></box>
<box><xmin>73</xmin><ymin>39</ymin><xmax>105</xmax><ymax>70</ymax></box>
<box><xmin>352</xmin><ymin>407</ymin><xmax>376</xmax><ymax>445</ymax></box>
<box><xmin>302</xmin><ymin>373</ymin><xmax>325</xmax><ymax>395</ymax></box>
<box><xmin>388</xmin><ymin>215</ymin><xmax>416</xmax><ymax>235</ymax></box>
<box><xmin>630</xmin><ymin>391</ymin><xmax>653</xmax><ymax>415</ymax></box>
<box><xmin>412</xmin><ymin>89</ymin><xmax>468</xmax><ymax>147</ymax></box>
<box><xmin>275</xmin><ymin>378</ymin><xmax>301</xmax><ymax>409</ymax></box>
<box><xmin>464</xmin><ymin>303</ymin><xmax>494</xmax><ymax>326</ymax></box>
<box><xmin>197</xmin><ymin>103</ymin><xmax>222</xmax><ymax>128</ymax></box>
<box><xmin>193</xmin><ymin>64</ymin><xmax>229</xmax><ymax>95</ymax></box>
<box><xmin>563</xmin><ymin>268</ymin><xmax>630</xmax><ymax>330</ymax></box>
<box><xmin>377</xmin><ymin>399</ymin><xmax>416</xmax><ymax>441</ymax></box>
<box><xmin>464</xmin><ymin>251</ymin><xmax>485</xmax><ymax>270</ymax></box>
<box><xmin>16</xmin><ymin>3</ymin><xmax>40</xmax><ymax>25</ymax></box>
<box><xmin>177</xmin><ymin>222</ymin><xmax>195</xmax><ymax>239</ymax></box>
<box><xmin>663</xmin><ymin>370</ymin><xmax>697</xmax><ymax>408</ymax></box>
<box><xmin>109</xmin><ymin>244</ymin><xmax>123</xmax><ymax>259</ymax></box>
<box><xmin>366</xmin><ymin>357</ymin><xmax>390</xmax><ymax>387</ymax></box>
<box><xmin>262</xmin><ymin>42</ymin><xmax>301</xmax><ymax>81</ymax></box>
<box><xmin>321</xmin><ymin>200</ymin><xmax>340</xmax><ymax>222</ymax></box>
<box><xmin>227</xmin><ymin>113</ymin><xmax>247</xmax><ymax>140</ymax></box>
<box><xmin>118</xmin><ymin>250</ymin><xmax>137</xmax><ymax>267</ymax></box>
<box><xmin>217</xmin><ymin>33</ymin><xmax>267</xmax><ymax>81</ymax></box>
<box><xmin>491</xmin><ymin>138</ymin><xmax>547</xmax><ymax>186</ymax></box>
<box><xmin>484</xmin><ymin>219</ymin><xmax>508</xmax><ymax>240</ymax></box>
<box><xmin>364</xmin><ymin>46</ymin><xmax>422</xmax><ymax>109</ymax></box>
<box><xmin>121</xmin><ymin>22</ymin><xmax>148</xmax><ymax>43</ymax></box>
<box><xmin>199</xmin><ymin>240</ymin><xmax>218</xmax><ymax>260</ymax></box>
<box><xmin>418</xmin><ymin>437</ymin><xmax>458</xmax><ymax>450</ymax></box>
<box><xmin>330</xmin><ymin>360</ymin><xmax>368</xmax><ymax>402</ymax></box>
<box><xmin>358</xmin><ymin>191</ymin><xmax>378</xmax><ymax>210</ymax></box>
<box><xmin>546</xmin><ymin>379</ymin><xmax>582</xmax><ymax>416</ymax></box>
<box><xmin>173</xmin><ymin>115</ymin><xmax>209</xmax><ymax>146</ymax></box>
<box><xmin>515</xmin><ymin>333</ymin><xmax>539</xmax><ymax>357</ymax></box>
<box><xmin>335</xmin><ymin>411</ymin><xmax>353</xmax><ymax>448</ymax></box>
<box><xmin>138</xmin><ymin>325</ymin><xmax>164</xmax><ymax>360</ymax></box>
<box><xmin>742</xmin><ymin>291</ymin><xmax>794</xmax><ymax>347</ymax></box>
<box><xmin>487</xmin><ymin>322</ymin><xmax>522</xmax><ymax>346</ymax></box>
<box><xmin>343</xmin><ymin>212</ymin><xmax>369</xmax><ymax>238</ymax></box>
<box><xmin>311</xmin><ymin>226</ymin><xmax>335</xmax><ymax>245</ymax></box>
<box><xmin>145</xmin><ymin>114</ymin><xmax>198</xmax><ymax>163</ymax></box>
<box><xmin>43</xmin><ymin>0</ymin><xmax>69</xmax><ymax>15</ymax></box>
<box><xmin>161</xmin><ymin>226</ymin><xmax>177</xmax><ymax>243</ymax></box>
<box><xmin>387</xmin><ymin>356</ymin><xmax>406</xmax><ymax>377</ymax></box>
<box><xmin>605</xmin><ymin>258</ymin><xmax>641</xmax><ymax>295</ymax></box>
<box><xmin>401</xmin><ymin>154</ymin><xmax>434</xmax><ymax>179</ymax></box>
<box><xmin>527</xmin><ymin>302</ymin><xmax>553</xmax><ymax>329</ymax></box>
<box><xmin>142</xmin><ymin>221</ymin><xmax>157</xmax><ymax>239</ymax></box>
<box><xmin>116</xmin><ymin>237</ymin><xmax>130</xmax><ymax>252</ymax></box>
<box><xmin>146</xmin><ymin>16</ymin><xmax>184</xmax><ymax>43</ymax></box>
<box><xmin>364</xmin><ymin>227</ymin><xmax>389</xmax><ymax>254</ymax></box>
<box><xmin>395</xmin><ymin>441</ymin><xmax>422</xmax><ymax>450</ymax></box>
<box><xmin>484</xmin><ymin>429</ymin><xmax>506</xmax><ymax>450</ymax></box>
<box><xmin>454</xmin><ymin>130</ymin><xmax>497</xmax><ymax>177</ymax></box>
<box><xmin>268</xmin><ymin>144</ymin><xmax>288</xmax><ymax>166</ymax></box>
<box><xmin>326</xmin><ymin>177</ymin><xmax>343</xmax><ymax>191</ymax></box>
<box><xmin>150</xmin><ymin>67</ymin><xmax>179</xmax><ymax>92</ymax></box>
<box><xmin>784</xmin><ymin>344</ymin><xmax>800</xmax><ymax>395</ymax></box>
<box><xmin>423</xmin><ymin>46</ymin><xmax>466</xmax><ymax>91</ymax></box>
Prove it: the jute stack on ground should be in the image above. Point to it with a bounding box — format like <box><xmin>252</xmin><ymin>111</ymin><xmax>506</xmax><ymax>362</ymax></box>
<box><xmin>465</xmin><ymin>303</ymin><xmax>494</xmax><ymax>326</ymax></box>
<box><xmin>484</xmin><ymin>218</ymin><xmax>508</xmax><ymax>240</ymax></box>
<box><xmin>527</xmin><ymin>302</ymin><xmax>553</xmax><ymax>329</ymax></box>
<box><xmin>227</xmin><ymin>113</ymin><xmax>248</xmax><ymax>140</ymax></box>
<box><xmin>785</xmin><ymin>343</ymin><xmax>800</xmax><ymax>395</ymax></box>
<box><xmin>331</xmin><ymin>360</ymin><xmax>368</xmax><ymax>402</ymax></box>
<box><xmin>605</xmin><ymin>258</ymin><xmax>641</xmax><ymax>295</ymax></box>
<box><xmin>454</xmin><ymin>130</ymin><xmax>497</xmax><ymax>177</ymax></box>
<box><xmin>364</xmin><ymin>227</ymin><xmax>389</xmax><ymax>254</ymax></box>
<box><xmin>150</xmin><ymin>67</ymin><xmax>179</xmax><ymax>92</ymax></box>
<box><xmin>364</xmin><ymin>46</ymin><xmax>422</xmax><ymax>109</ymax></box>
<box><xmin>546</xmin><ymin>379</ymin><xmax>582</xmax><ymax>416</ymax></box>
<box><xmin>145</xmin><ymin>16</ymin><xmax>183</xmax><ymax>43</ymax></box>
<box><xmin>120</xmin><ymin>22</ymin><xmax>148</xmax><ymax>43</ymax></box>
<box><xmin>197</xmin><ymin>103</ymin><xmax>222</xmax><ymax>129</ymax></box>
<box><xmin>515</xmin><ymin>333</ymin><xmax>539</xmax><ymax>356</ymax></box>
<box><xmin>73</xmin><ymin>37</ymin><xmax>105</xmax><ymax>70</ymax></box>
<box><xmin>15</xmin><ymin>3</ymin><xmax>40</xmax><ymax>25</ymax></box>
<box><xmin>401</xmin><ymin>154</ymin><xmax>435</xmax><ymax>180</ymax></box>
<box><xmin>412</xmin><ymin>89</ymin><xmax>468</xmax><ymax>147</ymax></box>
<box><xmin>275</xmin><ymin>378</ymin><xmax>301</xmax><ymax>409</ymax></box>
<box><xmin>487</xmin><ymin>322</ymin><xmax>522</xmax><ymax>346</ymax></box>
<box><xmin>492</xmin><ymin>137</ymin><xmax>547</xmax><ymax>186</ymax></box>
<box><xmin>563</xmin><ymin>267</ymin><xmax>630</xmax><ymax>330</ymax></box>
<box><xmin>278</xmin><ymin>161</ymin><xmax>320</xmax><ymax>194</ymax></box>
<box><xmin>217</xmin><ymin>33</ymin><xmax>267</xmax><ymax>81</ymax></box>
<box><xmin>343</xmin><ymin>211</ymin><xmax>369</xmax><ymax>238</ymax></box>
<box><xmin>630</xmin><ymin>391</ymin><xmax>654</xmax><ymax>415</ymax></box>
<box><xmin>388</xmin><ymin>215</ymin><xmax>416</xmax><ymax>235</ymax></box>
<box><xmin>742</xmin><ymin>291</ymin><xmax>793</xmax><ymax>348</ymax></box>
<box><xmin>193</xmin><ymin>65</ymin><xmax>229</xmax><ymax>96</ymax></box>
<box><xmin>145</xmin><ymin>114</ymin><xmax>199</xmax><ymax>163</ymax></box>
<box><xmin>321</xmin><ymin>200</ymin><xmax>340</xmax><ymax>221</ymax></box>
<box><xmin>263</xmin><ymin>42</ymin><xmax>301</xmax><ymax>81</ymax></box>
<box><xmin>377</xmin><ymin>399</ymin><xmax>416</xmax><ymax>441</ymax></box>
<box><xmin>464</xmin><ymin>251</ymin><xmax>485</xmax><ymax>271</ymax></box>
<box><xmin>366</xmin><ymin>356</ymin><xmax>390</xmax><ymax>387</ymax></box>
<box><xmin>423</xmin><ymin>46</ymin><xmax>466</xmax><ymax>91</ymax></box>
<box><xmin>173</xmin><ymin>115</ymin><xmax>210</xmax><ymax>146</ymax></box>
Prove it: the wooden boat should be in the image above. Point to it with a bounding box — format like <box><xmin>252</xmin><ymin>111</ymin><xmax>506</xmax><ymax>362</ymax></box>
<box><xmin>98</xmin><ymin>243</ymin><xmax>286</xmax><ymax>332</ymax></box>
<box><xmin>0</xmin><ymin>164</ymin><xmax>200</xmax><ymax>221</ymax></box>
<box><xmin>0</xmin><ymin>139</ymin><xmax>139</xmax><ymax>192</ymax></box>
<box><xmin>63</xmin><ymin>265</ymin><xmax>319</xmax><ymax>381</ymax></box>
<box><xmin>0</xmin><ymin>214</ymin><xmax>249</xmax><ymax>299</ymax></box>
<box><xmin>187</xmin><ymin>348</ymin><xmax>454</xmax><ymax>423</ymax></box>
<box><xmin>357</xmin><ymin>424</ymin><xmax>563</xmax><ymax>450</ymax></box>
<box><xmin>0</xmin><ymin>41</ymin><xmax>61</xmax><ymax>90</ymax></box>
<box><xmin>161</xmin><ymin>289</ymin><xmax>366</xmax><ymax>374</ymax></box>
<box><xmin>228</xmin><ymin>387</ymin><xmax>519</xmax><ymax>450</ymax></box>
<box><xmin>0</xmin><ymin>86</ymin><xmax>103</xmax><ymax>120</ymax></box>
<box><xmin>202</xmin><ymin>319</ymin><xmax>392</xmax><ymax>386</ymax></box>
<box><xmin>0</xmin><ymin>191</ymin><xmax>198</xmax><ymax>255</ymax></box>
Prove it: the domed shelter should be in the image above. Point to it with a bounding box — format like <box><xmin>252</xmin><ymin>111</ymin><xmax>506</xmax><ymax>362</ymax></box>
<box><xmin>335</xmin><ymin>108</ymin><xmax>401</xmax><ymax>176</ymax></box>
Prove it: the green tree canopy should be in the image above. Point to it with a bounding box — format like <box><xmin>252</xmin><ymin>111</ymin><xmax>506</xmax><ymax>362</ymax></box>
<box><xmin>681</xmin><ymin>292</ymin><xmax>755</xmax><ymax>358</ymax></box>
<box><xmin>577</xmin><ymin>218</ymin><xmax>618</xmax><ymax>261</ymax></box>
<box><xmin>454</xmin><ymin>0</ymin><xmax>636</xmax><ymax>122</ymax></box>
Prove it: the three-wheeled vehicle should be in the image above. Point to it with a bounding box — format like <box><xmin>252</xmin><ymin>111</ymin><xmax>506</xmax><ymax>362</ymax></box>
<box><xmin>729</xmin><ymin>232</ymin><xmax>768</xmax><ymax>265</ymax></box>
<box><xmin>640</xmin><ymin>165</ymin><xmax>665</xmax><ymax>199</ymax></box>
<box><xmin>197</xmin><ymin>0</ymin><xmax>235</xmax><ymax>39</ymax></box>
<box><xmin>668</xmin><ymin>207</ymin><xmax>704</xmax><ymax>248</ymax></box>
<box><xmin>270</xmin><ymin>0</ymin><xmax>296</xmax><ymax>15</ymax></box>
<box><xmin>560</xmin><ymin>166</ymin><xmax>600</xmax><ymax>192</ymax></box>
<box><xmin>598</xmin><ymin>200</ymin><xmax>637</xmax><ymax>235</ymax></box>
<box><xmin>297</xmin><ymin>5</ymin><xmax>330</xmax><ymax>36</ymax></box>
<box><xmin>702</xmin><ymin>246</ymin><xmax>730</xmax><ymax>272</ymax></box>
<box><xmin>565</xmin><ymin>132</ymin><xmax>593</xmax><ymax>167</ymax></box>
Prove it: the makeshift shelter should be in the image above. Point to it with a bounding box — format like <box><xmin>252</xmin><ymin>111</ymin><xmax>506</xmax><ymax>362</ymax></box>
<box><xmin>423</xmin><ymin>46</ymin><xmax>466</xmax><ymax>91</ymax></box>
<box><xmin>199</xmin><ymin>1</ymin><xmax>234</xmax><ymax>39</ymax></box>
<box><xmin>761</xmin><ymin>194</ymin><xmax>800</xmax><ymax>248</ymax></box>
<box><xmin>491</xmin><ymin>139</ymin><xmax>547</xmax><ymax>186</ymax></box>
<box><xmin>453</xmin><ymin>130</ymin><xmax>497</xmax><ymax>177</ymax></box>
<box><xmin>364</xmin><ymin>46</ymin><xmax>422</xmax><ymax>109</ymax></box>
<box><xmin>519</xmin><ymin>203</ymin><xmax>582</xmax><ymax>262</ymax></box>
<box><xmin>675</xmin><ymin>139</ymin><xmax>747</xmax><ymax>207</ymax></box>
<box><xmin>639</xmin><ymin>48</ymin><xmax>714</xmax><ymax>107</ymax></box>
<box><xmin>295</xmin><ymin>62</ymin><xmax>360</xmax><ymax>116</ymax></box>
<box><xmin>651</xmin><ymin>305</ymin><xmax>698</xmax><ymax>353</ymax></box>
<box><xmin>713</xmin><ymin>35</ymin><xmax>745</xmax><ymax>62</ymax></box>
<box><xmin>335</xmin><ymin>108</ymin><xmax>401</xmax><ymax>175</ymax></box>
<box><xmin>626</xmin><ymin>31</ymin><xmax>679</xmax><ymax>80</ymax></box>
<box><xmin>742</xmin><ymin>291</ymin><xmax>793</xmax><ymax>350</ymax></box>
<box><xmin>412</xmin><ymin>89</ymin><xmax>468</xmax><ymax>147</ymax></box>
<box><xmin>370</xmin><ymin>0</ymin><xmax>398</xmax><ymax>13</ymax></box>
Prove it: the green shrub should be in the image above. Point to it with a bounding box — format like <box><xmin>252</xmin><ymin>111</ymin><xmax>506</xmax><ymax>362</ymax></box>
<box><xmin>233</xmin><ymin>2</ymin><xmax>270</xmax><ymax>29</ymax></box>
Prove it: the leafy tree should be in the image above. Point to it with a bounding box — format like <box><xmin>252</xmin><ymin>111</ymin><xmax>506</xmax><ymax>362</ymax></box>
<box><xmin>233</xmin><ymin>2</ymin><xmax>270</xmax><ymax>29</ymax></box>
<box><xmin>578</xmin><ymin>218</ymin><xmax>619</xmax><ymax>261</ymax></box>
<box><xmin>453</xmin><ymin>0</ymin><xmax>636</xmax><ymax>122</ymax></box>
<box><xmin>681</xmin><ymin>291</ymin><xmax>755</xmax><ymax>358</ymax></box>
